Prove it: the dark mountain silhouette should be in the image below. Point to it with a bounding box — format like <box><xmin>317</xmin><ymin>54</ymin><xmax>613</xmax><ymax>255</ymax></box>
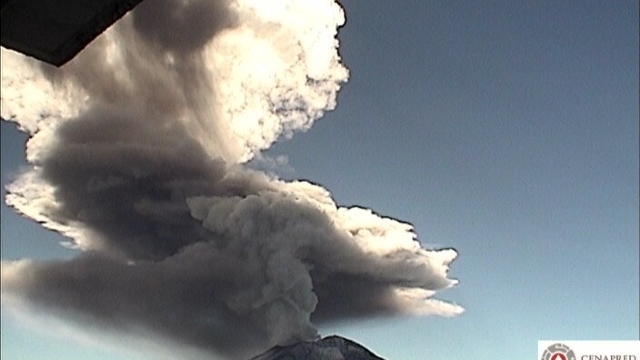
<box><xmin>250</xmin><ymin>335</ymin><xmax>386</xmax><ymax>360</ymax></box>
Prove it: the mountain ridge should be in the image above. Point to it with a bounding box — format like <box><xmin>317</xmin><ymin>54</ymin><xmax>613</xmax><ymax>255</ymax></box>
<box><xmin>250</xmin><ymin>335</ymin><xmax>386</xmax><ymax>360</ymax></box>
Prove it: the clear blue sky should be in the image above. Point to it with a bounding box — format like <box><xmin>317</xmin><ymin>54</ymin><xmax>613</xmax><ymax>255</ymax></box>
<box><xmin>2</xmin><ymin>1</ymin><xmax>638</xmax><ymax>359</ymax></box>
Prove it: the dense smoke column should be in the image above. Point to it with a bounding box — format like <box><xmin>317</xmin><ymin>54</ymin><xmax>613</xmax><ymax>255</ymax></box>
<box><xmin>1</xmin><ymin>0</ymin><xmax>462</xmax><ymax>359</ymax></box>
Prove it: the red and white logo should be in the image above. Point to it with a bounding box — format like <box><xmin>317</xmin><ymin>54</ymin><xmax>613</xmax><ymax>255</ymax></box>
<box><xmin>541</xmin><ymin>343</ymin><xmax>577</xmax><ymax>360</ymax></box>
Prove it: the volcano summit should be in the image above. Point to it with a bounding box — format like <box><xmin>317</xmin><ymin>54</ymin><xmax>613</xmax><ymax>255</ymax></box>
<box><xmin>251</xmin><ymin>335</ymin><xmax>385</xmax><ymax>360</ymax></box>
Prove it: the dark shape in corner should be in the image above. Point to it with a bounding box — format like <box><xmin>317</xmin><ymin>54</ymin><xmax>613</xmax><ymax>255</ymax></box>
<box><xmin>1</xmin><ymin>0</ymin><xmax>145</xmax><ymax>66</ymax></box>
<box><xmin>251</xmin><ymin>335</ymin><xmax>387</xmax><ymax>360</ymax></box>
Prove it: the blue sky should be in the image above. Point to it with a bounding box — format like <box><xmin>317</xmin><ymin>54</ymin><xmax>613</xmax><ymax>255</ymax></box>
<box><xmin>1</xmin><ymin>1</ymin><xmax>638</xmax><ymax>359</ymax></box>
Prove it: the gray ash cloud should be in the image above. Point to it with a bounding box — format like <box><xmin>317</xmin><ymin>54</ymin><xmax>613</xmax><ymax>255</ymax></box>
<box><xmin>0</xmin><ymin>1</ymin><xmax>462</xmax><ymax>359</ymax></box>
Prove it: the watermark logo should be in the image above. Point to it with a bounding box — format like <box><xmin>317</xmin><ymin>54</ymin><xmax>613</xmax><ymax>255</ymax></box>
<box><xmin>539</xmin><ymin>341</ymin><xmax>640</xmax><ymax>360</ymax></box>
<box><xmin>541</xmin><ymin>343</ymin><xmax>577</xmax><ymax>360</ymax></box>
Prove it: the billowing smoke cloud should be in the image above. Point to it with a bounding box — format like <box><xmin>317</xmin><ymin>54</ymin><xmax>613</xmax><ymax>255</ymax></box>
<box><xmin>0</xmin><ymin>0</ymin><xmax>463</xmax><ymax>359</ymax></box>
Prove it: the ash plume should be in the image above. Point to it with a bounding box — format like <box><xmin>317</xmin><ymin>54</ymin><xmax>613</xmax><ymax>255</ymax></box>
<box><xmin>0</xmin><ymin>0</ymin><xmax>463</xmax><ymax>359</ymax></box>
